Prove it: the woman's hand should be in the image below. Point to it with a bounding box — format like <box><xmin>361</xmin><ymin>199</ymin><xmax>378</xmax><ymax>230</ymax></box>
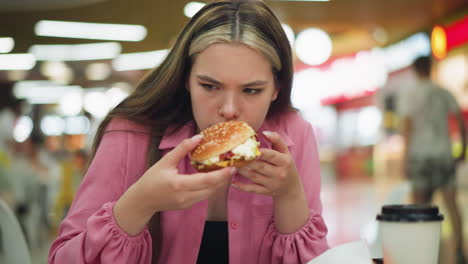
<box><xmin>139</xmin><ymin>134</ymin><xmax>234</xmax><ymax>212</ymax></box>
<box><xmin>233</xmin><ymin>131</ymin><xmax>302</xmax><ymax>200</ymax></box>
<box><xmin>233</xmin><ymin>131</ymin><xmax>309</xmax><ymax>233</ymax></box>
<box><xmin>114</xmin><ymin>134</ymin><xmax>234</xmax><ymax>236</ymax></box>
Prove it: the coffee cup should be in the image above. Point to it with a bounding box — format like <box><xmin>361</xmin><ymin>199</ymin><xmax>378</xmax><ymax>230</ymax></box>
<box><xmin>376</xmin><ymin>204</ymin><xmax>444</xmax><ymax>264</ymax></box>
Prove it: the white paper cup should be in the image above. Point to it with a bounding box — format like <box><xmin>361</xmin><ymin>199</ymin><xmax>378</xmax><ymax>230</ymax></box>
<box><xmin>377</xmin><ymin>204</ymin><xmax>444</xmax><ymax>264</ymax></box>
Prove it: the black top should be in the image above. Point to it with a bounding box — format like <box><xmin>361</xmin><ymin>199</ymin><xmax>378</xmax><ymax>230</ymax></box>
<box><xmin>196</xmin><ymin>221</ymin><xmax>229</xmax><ymax>264</ymax></box>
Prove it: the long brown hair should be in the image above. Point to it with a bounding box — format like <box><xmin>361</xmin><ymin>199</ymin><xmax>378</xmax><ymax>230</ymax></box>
<box><xmin>90</xmin><ymin>0</ymin><xmax>294</xmax><ymax>167</ymax></box>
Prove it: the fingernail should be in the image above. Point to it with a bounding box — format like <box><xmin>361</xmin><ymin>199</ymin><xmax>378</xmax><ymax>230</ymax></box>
<box><xmin>231</xmin><ymin>183</ymin><xmax>239</xmax><ymax>188</ymax></box>
<box><xmin>192</xmin><ymin>134</ymin><xmax>203</xmax><ymax>141</ymax></box>
<box><xmin>262</xmin><ymin>131</ymin><xmax>273</xmax><ymax>137</ymax></box>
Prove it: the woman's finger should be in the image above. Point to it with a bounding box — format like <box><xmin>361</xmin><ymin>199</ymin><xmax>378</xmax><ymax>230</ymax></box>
<box><xmin>160</xmin><ymin>134</ymin><xmax>203</xmax><ymax>167</ymax></box>
<box><xmin>259</xmin><ymin>148</ymin><xmax>286</xmax><ymax>166</ymax></box>
<box><xmin>173</xmin><ymin>167</ymin><xmax>234</xmax><ymax>191</ymax></box>
<box><xmin>262</xmin><ymin>131</ymin><xmax>289</xmax><ymax>153</ymax></box>
<box><xmin>231</xmin><ymin>181</ymin><xmax>270</xmax><ymax>195</ymax></box>
<box><xmin>246</xmin><ymin>159</ymin><xmax>278</xmax><ymax>178</ymax></box>
<box><xmin>237</xmin><ymin>166</ymin><xmax>271</xmax><ymax>187</ymax></box>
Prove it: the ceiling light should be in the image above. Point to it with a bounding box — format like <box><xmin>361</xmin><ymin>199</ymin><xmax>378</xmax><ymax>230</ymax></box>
<box><xmin>35</xmin><ymin>20</ymin><xmax>147</xmax><ymax>42</ymax></box>
<box><xmin>0</xmin><ymin>53</ymin><xmax>36</xmax><ymax>70</ymax></box>
<box><xmin>83</xmin><ymin>90</ymin><xmax>110</xmax><ymax>118</ymax></box>
<box><xmin>274</xmin><ymin>0</ymin><xmax>330</xmax><ymax>2</ymax></box>
<box><xmin>41</xmin><ymin>115</ymin><xmax>65</xmax><ymax>136</ymax></box>
<box><xmin>64</xmin><ymin>115</ymin><xmax>91</xmax><ymax>135</ymax></box>
<box><xmin>59</xmin><ymin>90</ymin><xmax>83</xmax><ymax>116</ymax></box>
<box><xmin>29</xmin><ymin>42</ymin><xmax>121</xmax><ymax>61</ymax></box>
<box><xmin>85</xmin><ymin>62</ymin><xmax>112</xmax><ymax>81</ymax></box>
<box><xmin>184</xmin><ymin>2</ymin><xmax>205</xmax><ymax>18</ymax></box>
<box><xmin>111</xmin><ymin>82</ymin><xmax>132</xmax><ymax>93</ymax></box>
<box><xmin>292</xmin><ymin>68</ymin><xmax>325</xmax><ymax>110</ymax></box>
<box><xmin>13</xmin><ymin>81</ymin><xmax>82</xmax><ymax>104</ymax></box>
<box><xmin>13</xmin><ymin>116</ymin><xmax>33</xmax><ymax>143</ymax></box>
<box><xmin>112</xmin><ymin>49</ymin><xmax>169</xmax><ymax>71</ymax></box>
<box><xmin>295</xmin><ymin>28</ymin><xmax>332</xmax><ymax>66</ymax></box>
<box><xmin>40</xmin><ymin>61</ymin><xmax>75</xmax><ymax>85</ymax></box>
<box><xmin>0</xmin><ymin>37</ymin><xmax>14</xmax><ymax>53</ymax></box>
<box><xmin>106</xmin><ymin>87</ymin><xmax>129</xmax><ymax>108</ymax></box>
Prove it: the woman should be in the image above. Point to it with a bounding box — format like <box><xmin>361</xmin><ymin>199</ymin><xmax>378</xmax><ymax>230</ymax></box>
<box><xmin>48</xmin><ymin>0</ymin><xmax>329</xmax><ymax>263</ymax></box>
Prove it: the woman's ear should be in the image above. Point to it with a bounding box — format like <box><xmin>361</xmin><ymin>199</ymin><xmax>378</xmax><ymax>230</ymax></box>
<box><xmin>271</xmin><ymin>76</ymin><xmax>279</xmax><ymax>101</ymax></box>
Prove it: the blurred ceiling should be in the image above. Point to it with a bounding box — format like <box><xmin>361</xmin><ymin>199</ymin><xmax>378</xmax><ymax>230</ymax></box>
<box><xmin>0</xmin><ymin>0</ymin><xmax>467</xmax><ymax>57</ymax></box>
<box><xmin>0</xmin><ymin>0</ymin><xmax>109</xmax><ymax>10</ymax></box>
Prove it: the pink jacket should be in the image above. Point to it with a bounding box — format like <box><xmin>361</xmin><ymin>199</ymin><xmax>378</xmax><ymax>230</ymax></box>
<box><xmin>49</xmin><ymin>112</ymin><xmax>329</xmax><ymax>264</ymax></box>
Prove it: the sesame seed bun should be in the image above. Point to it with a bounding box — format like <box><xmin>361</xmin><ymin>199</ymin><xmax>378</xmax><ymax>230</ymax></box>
<box><xmin>190</xmin><ymin>121</ymin><xmax>260</xmax><ymax>171</ymax></box>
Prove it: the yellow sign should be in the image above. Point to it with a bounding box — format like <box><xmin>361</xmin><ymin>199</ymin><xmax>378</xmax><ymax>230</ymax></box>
<box><xmin>431</xmin><ymin>25</ymin><xmax>447</xmax><ymax>60</ymax></box>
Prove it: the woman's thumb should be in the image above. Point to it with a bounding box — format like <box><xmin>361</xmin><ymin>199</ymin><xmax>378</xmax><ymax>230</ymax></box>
<box><xmin>160</xmin><ymin>134</ymin><xmax>203</xmax><ymax>166</ymax></box>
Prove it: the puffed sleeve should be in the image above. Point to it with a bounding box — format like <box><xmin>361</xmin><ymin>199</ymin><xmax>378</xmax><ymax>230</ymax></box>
<box><xmin>48</xmin><ymin>122</ymin><xmax>152</xmax><ymax>264</ymax></box>
<box><xmin>259</xmin><ymin>118</ymin><xmax>329</xmax><ymax>263</ymax></box>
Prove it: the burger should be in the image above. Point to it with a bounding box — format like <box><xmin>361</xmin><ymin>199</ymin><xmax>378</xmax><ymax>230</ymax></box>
<box><xmin>190</xmin><ymin>121</ymin><xmax>261</xmax><ymax>172</ymax></box>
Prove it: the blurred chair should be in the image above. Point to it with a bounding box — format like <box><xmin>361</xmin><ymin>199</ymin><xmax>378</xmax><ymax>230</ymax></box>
<box><xmin>0</xmin><ymin>198</ymin><xmax>32</xmax><ymax>264</ymax></box>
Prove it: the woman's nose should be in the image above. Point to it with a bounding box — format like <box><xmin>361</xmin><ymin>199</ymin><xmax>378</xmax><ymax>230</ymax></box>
<box><xmin>218</xmin><ymin>93</ymin><xmax>240</xmax><ymax>120</ymax></box>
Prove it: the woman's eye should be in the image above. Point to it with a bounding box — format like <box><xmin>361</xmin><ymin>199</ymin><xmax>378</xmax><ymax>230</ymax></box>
<box><xmin>243</xmin><ymin>88</ymin><xmax>262</xmax><ymax>94</ymax></box>
<box><xmin>201</xmin><ymin>83</ymin><xmax>217</xmax><ymax>91</ymax></box>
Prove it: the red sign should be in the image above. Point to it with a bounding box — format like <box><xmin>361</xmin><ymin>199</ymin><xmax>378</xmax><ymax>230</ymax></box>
<box><xmin>432</xmin><ymin>16</ymin><xmax>468</xmax><ymax>59</ymax></box>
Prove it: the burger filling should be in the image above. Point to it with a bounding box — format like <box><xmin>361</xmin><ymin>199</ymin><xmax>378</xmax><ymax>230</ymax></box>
<box><xmin>197</xmin><ymin>137</ymin><xmax>260</xmax><ymax>167</ymax></box>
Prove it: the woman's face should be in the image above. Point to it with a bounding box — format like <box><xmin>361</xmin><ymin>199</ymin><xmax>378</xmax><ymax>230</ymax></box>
<box><xmin>188</xmin><ymin>43</ymin><xmax>278</xmax><ymax>132</ymax></box>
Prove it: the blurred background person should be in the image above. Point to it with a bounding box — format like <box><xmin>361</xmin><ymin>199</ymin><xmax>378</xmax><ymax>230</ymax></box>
<box><xmin>7</xmin><ymin>136</ymin><xmax>42</xmax><ymax>249</ymax></box>
<box><xmin>0</xmin><ymin>82</ymin><xmax>24</xmax><ymax>177</ymax></box>
<box><xmin>397</xmin><ymin>55</ymin><xmax>467</xmax><ymax>264</ymax></box>
<box><xmin>0</xmin><ymin>94</ymin><xmax>20</xmax><ymax>207</ymax></box>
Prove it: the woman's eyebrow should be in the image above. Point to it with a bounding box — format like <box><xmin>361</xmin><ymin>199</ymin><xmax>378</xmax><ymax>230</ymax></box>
<box><xmin>196</xmin><ymin>75</ymin><xmax>221</xmax><ymax>85</ymax></box>
<box><xmin>196</xmin><ymin>74</ymin><xmax>268</xmax><ymax>87</ymax></box>
<box><xmin>241</xmin><ymin>80</ymin><xmax>268</xmax><ymax>87</ymax></box>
